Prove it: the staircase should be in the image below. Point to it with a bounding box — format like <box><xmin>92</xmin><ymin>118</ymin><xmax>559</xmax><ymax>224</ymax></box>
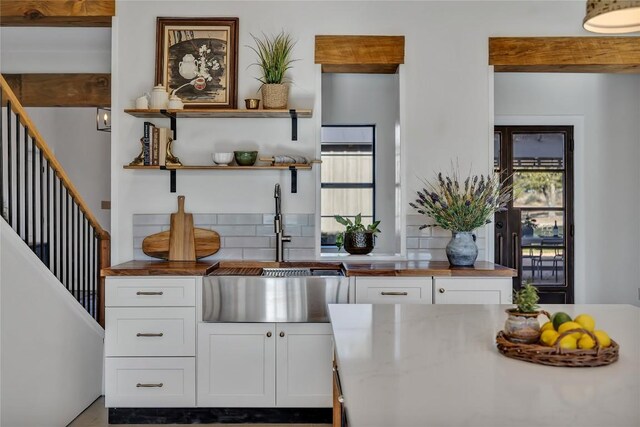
<box><xmin>0</xmin><ymin>73</ymin><xmax>109</xmax><ymax>326</ymax></box>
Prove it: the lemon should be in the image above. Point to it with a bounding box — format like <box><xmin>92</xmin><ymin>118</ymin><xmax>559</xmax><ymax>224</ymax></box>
<box><xmin>540</xmin><ymin>321</ymin><xmax>555</xmax><ymax>332</ymax></box>
<box><xmin>574</xmin><ymin>314</ymin><xmax>596</xmax><ymax>332</ymax></box>
<box><xmin>578</xmin><ymin>334</ymin><xmax>595</xmax><ymax>350</ymax></box>
<box><xmin>552</xmin><ymin>312</ymin><xmax>572</xmax><ymax>330</ymax></box>
<box><xmin>558</xmin><ymin>335</ymin><xmax>577</xmax><ymax>350</ymax></box>
<box><xmin>540</xmin><ymin>330</ymin><xmax>560</xmax><ymax>346</ymax></box>
<box><xmin>594</xmin><ymin>330</ymin><xmax>611</xmax><ymax>348</ymax></box>
<box><xmin>558</xmin><ymin>321</ymin><xmax>583</xmax><ymax>339</ymax></box>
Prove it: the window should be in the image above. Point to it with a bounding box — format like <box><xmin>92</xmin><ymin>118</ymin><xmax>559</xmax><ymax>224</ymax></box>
<box><xmin>320</xmin><ymin>125</ymin><xmax>375</xmax><ymax>247</ymax></box>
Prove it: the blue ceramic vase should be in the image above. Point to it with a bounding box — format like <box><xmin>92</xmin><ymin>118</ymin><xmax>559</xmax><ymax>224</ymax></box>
<box><xmin>446</xmin><ymin>231</ymin><xmax>478</xmax><ymax>267</ymax></box>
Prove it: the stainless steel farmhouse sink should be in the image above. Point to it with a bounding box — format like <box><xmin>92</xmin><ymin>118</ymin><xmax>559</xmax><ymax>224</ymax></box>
<box><xmin>202</xmin><ymin>266</ymin><xmax>349</xmax><ymax>323</ymax></box>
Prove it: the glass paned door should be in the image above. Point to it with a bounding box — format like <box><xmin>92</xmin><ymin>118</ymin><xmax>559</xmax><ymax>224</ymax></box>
<box><xmin>494</xmin><ymin>126</ymin><xmax>574</xmax><ymax>303</ymax></box>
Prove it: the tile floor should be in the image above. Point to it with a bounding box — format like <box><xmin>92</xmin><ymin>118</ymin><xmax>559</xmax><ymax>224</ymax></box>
<box><xmin>67</xmin><ymin>397</ymin><xmax>331</xmax><ymax>427</ymax></box>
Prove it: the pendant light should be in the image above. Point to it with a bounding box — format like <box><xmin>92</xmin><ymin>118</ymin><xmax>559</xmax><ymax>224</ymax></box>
<box><xmin>584</xmin><ymin>1</ymin><xmax>640</xmax><ymax>33</ymax></box>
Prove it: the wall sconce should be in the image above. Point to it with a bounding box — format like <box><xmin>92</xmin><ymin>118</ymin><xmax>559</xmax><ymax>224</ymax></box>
<box><xmin>96</xmin><ymin>107</ymin><xmax>111</xmax><ymax>132</ymax></box>
<box><xmin>584</xmin><ymin>0</ymin><xmax>640</xmax><ymax>33</ymax></box>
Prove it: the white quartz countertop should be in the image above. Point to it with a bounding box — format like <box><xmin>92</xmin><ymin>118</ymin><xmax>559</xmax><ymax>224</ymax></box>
<box><xmin>329</xmin><ymin>304</ymin><xmax>640</xmax><ymax>427</ymax></box>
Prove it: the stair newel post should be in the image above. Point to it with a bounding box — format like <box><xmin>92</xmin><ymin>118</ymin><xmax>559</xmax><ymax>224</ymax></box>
<box><xmin>98</xmin><ymin>234</ymin><xmax>110</xmax><ymax>327</ymax></box>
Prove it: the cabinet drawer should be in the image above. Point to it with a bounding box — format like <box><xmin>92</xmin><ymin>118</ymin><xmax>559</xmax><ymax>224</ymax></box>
<box><xmin>106</xmin><ymin>277</ymin><xmax>196</xmax><ymax>307</ymax></box>
<box><xmin>106</xmin><ymin>307</ymin><xmax>195</xmax><ymax>357</ymax></box>
<box><xmin>433</xmin><ymin>277</ymin><xmax>512</xmax><ymax>304</ymax></box>
<box><xmin>105</xmin><ymin>357</ymin><xmax>195</xmax><ymax>407</ymax></box>
<box><xmin>355</xmin><ymin>277</ymin><xmax>432</xmax><ymax>304</ymax></box>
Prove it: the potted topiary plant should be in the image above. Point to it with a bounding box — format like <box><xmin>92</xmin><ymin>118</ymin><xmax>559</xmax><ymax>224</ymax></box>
<box><xmin>248</xmin><ymin>31</ymin><xmax>296</xmax><ymax>109</ymax></box>
<box><xmin>334</xmin><ymin>214</ymin><xmax>381</xmax><ymax>255</ymax></box>
<box><xmin>504</xmin><ymin>283</ymin><xmax>545</xmax><ymax>344</ymax></box>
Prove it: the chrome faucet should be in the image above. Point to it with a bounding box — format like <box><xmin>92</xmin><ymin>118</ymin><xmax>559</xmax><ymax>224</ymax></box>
<box><xmin>274</xmin><ymin>184</ymin><xmax>291</xmax><ymax>262</ymax></box>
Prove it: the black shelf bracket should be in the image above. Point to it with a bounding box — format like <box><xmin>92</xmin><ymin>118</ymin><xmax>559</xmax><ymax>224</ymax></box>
<box><xmin>289</xmin><ymin>166</ymin><xmax>298</xmax><ymax>193</ymax></box>
<box><xmin>166</xmin><ymin>168</ymin><xmax>176</xmax><ymax>193</ymax></box>
<box><xmin>289</xmin><ymin>109</ymin><xmax>298</xmax><ymax>141</ymax></box>
<box><xmin>160</xmin><ymin>110</ymin><xmax>177</xmax><ymax>139</ymax></box>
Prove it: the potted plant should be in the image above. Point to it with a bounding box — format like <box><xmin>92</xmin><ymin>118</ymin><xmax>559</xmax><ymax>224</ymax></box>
<box><xmin>410</xmin><ymin>167</ymin><xmax>512</xmax><ymax>266</ymax></box>
<box><xmin>248</xmin><ymin>31</ymin><xmax>296</xmax><ymax>109</ymax></box>
<box><xmin>504</xmin><ymin>283</ymin><xmax>543</xmax><ymax>344</ymax></box>
<box><xmin>334</xmin><ymin>214</ymin><xmax>381</xmax><ymax>255</ymax></box>
<box><xmin>522</xmin><ymin>215</ymin><xmax>537</xmax><ymax>237</ymax></box>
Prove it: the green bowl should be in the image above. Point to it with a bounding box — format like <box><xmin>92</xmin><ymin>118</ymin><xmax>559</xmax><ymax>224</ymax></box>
<box><xmin>234</xmin><ymin>151</ymin><xmax>258</xmax><ymax>166</ymax></box>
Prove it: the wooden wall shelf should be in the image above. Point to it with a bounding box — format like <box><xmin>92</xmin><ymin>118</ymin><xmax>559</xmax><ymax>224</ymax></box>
<box><xmin>123</xmin><ymin>163</ymin><xmax>314</xmax><ymax>193</ymax></box>
<box><xmin>124</xmin><ymin>109</ymin><xmax>312</xmax><ymax>119</ymax></box>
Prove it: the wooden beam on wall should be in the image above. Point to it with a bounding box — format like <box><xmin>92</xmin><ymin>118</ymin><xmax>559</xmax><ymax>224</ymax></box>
<box><xmin>0</xmin><ymin>0</ymin><xmax>114</xmax><ymax>27</ymax></box>
<box><xmin>315</xmin><ymin>35</ymin><xmax>405</xmax><ymax>74</ymax></box>
<box><xmin>489</xmin><ymin>37</ymin><xmax>640</xmax><ymax>73</ymax></box>
<box><xmin>4</xmin><ymin>73</ymin><xmax>111</xmax><ymax>107</ymax></box>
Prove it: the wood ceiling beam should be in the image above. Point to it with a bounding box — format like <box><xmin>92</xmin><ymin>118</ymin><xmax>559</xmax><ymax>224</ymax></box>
<box><xmin>315</xmin><ymin>35</ymin><xmax>405</xmax><ymax>74</ymax></box>
<box><xmin>4</xmin><ymin>73</ymin><xmax>111</xmax><ymax>107</ymax></box>
<box><xmin>489</xmin><ymin>37</ymin><xmax>640</xmax><ymax>73</ymax></box>
<box><xmin>0</xmin><ymin>0</ymin><xmax>114</xmax><ymax>27</ymax></box>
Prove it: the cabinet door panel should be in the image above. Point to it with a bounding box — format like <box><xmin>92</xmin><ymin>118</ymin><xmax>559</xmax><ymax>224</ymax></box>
<box><xmin>276</xmin><ymin>323</ymin><xmax>333</xmax><ymax>407</ymax></box>
<box><xmin>197</xmin><ymin>323</ymin><xmax>276</xmax><ymax>407</ymax></box>
<box><xmin>433</xmin><ymin>278</ymin><xmax>512</xmax><ymax>304</ymax></box>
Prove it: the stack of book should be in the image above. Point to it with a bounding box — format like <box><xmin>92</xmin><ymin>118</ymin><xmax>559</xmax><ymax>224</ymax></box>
<box><xmin>142</xmin><ymin>122</ymin><xmax>173</xmax><ymax>166</ymax></box>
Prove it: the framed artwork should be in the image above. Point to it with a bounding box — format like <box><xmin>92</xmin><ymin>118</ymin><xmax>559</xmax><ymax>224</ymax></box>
<box><xmin>155</xmin><ymin>17</ymin><xmax>238</xmax><ymax>109</ymax></box>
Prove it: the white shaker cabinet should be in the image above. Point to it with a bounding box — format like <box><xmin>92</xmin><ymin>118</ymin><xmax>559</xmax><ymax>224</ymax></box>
<box><xmin>197</xmin><ymin>323</ymin><xmax>276</xmax><ymax>407</ymax></box>
<box><xmin>433</xmin><ymin>277</ymin><xmax>512</xmax><ymax>304</ymax></box>
<box><xmin>197</xmin><ymin>322</ymin><xmax>333</xmax><ymax>408</ymax></box>
<box><xmin>354</xmin><ymin>277</ymin><xmax>433</xmax><ymax>304</ymax></box>
<box><xmin>275</xmin><ymin>323</ymin><xmax>333</xmax><ymax>407</ymax></box>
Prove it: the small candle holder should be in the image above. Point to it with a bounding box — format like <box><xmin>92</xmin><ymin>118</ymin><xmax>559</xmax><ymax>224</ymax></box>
<box><xmin>245</xmin><ymin>98</ymin><xmax>260</xmax><ymax>110</ymax></box>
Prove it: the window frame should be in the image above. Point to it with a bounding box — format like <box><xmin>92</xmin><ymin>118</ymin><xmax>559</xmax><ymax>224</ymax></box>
<box><xmin>320</xmin><ymin>124</ymin><xmax>377</xmax><ymax>248</ymax></box>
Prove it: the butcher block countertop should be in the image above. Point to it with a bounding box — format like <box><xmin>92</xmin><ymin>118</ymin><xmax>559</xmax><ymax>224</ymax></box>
<box><xmin>103</xmin><ymin>260</ymin><xmax>515</xmax><ymax>277</ymax></box>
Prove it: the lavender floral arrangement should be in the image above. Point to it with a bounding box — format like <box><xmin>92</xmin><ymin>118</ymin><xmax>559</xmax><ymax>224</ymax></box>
<box><xmin>410</xmin><ymin>168</ymin><xmax>512</xmax><ymax>232</ymax></box>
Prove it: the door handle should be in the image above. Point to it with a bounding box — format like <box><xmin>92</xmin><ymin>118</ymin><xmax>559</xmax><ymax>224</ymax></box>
<box><xmin>136</xmin><ymin>291</ymin><xmax>163</xmax><ymax>296</ymax></box>
<box><xmin>279</xmin><ymin>331</ymin><xmax>285</xmax><ymax>338</ymax></box>
<box><xmin>497</xmin><ymin>233</ymin><xmax>504</xmax><ymax>265</ymax></box>
<box><xmin>512</xmin><ymin>233</ymin><xmax>520</xmax><ymax>274</ymax></box>
<box><xmin>380</xmin><ymin>291</ymin><xmax>408</xmax><ymax>296</ymax></box>
<box><xmin>136</xmin><ymin>333</ymin><xmax>164</xmax><ymax>337</ymax></box>
<box><xmin>266</xmin><ymin>331</ymin><xmax>272</xmax><ymax>337</ymax></box>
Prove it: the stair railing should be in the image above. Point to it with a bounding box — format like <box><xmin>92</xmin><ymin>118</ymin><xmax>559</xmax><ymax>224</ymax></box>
<box><xmin>0</xmin><ymin>74</ymin><xmax>110</xmax><ymax>327</ymax></box>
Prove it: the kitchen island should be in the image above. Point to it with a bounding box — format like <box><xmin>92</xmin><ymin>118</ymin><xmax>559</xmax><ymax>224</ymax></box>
<box><xmin>329</xmin><ymin>304</ymin><xmax>640</xmax><ymax>427</ymax></box>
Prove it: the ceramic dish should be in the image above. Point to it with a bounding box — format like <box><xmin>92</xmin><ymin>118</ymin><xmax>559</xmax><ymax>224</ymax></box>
<box><xmin>234</xmin><ymin>151</ymin><xmax>258</xmax><ymax>166</ymax></box>
<box><xmin>212</xmin><ymin>152</ymin><xmax>234</xmax><ymax>166</ymax></box>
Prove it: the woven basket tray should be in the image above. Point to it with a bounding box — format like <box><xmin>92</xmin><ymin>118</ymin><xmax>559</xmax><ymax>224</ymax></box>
<box><xmin>496</xmin><ymin>328</ymin><xmax>619</xmax><ymax>367</ymax></box>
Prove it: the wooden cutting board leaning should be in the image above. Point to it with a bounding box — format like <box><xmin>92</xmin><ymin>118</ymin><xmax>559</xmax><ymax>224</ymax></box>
<box><xmin>142</xmin><ymin>196</ymin><xmax>221</xmax><ymax>260</ymax></box>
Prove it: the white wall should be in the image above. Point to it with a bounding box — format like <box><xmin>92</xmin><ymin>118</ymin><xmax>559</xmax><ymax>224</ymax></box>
<box><xmin>112</xmin><ymin>0</ymin><xmax>597</xmax><ymax>264</ymax></box>
<box><xmin>25</xmin><ymin>108</ymin><xmax>111</xmax><ymax>231</ymax></box>
<box><xmin>0</xmin><ymin>219</ymin><xmax>104</xmax><ymax>426</ymax></box>
<box><xmin>321</xmin><ymin>73</ymin><xmax>399</xmax><ymax>254</ymax></box>
<box><xmin>495</xmin><ymin>73</ymin><xmax>640</xmax><ymax>306</ymax></box>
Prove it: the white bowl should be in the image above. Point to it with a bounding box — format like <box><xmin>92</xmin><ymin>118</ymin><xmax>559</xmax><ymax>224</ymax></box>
<box><xmin>212</xmin><ymin>152</ymin><xmax>234</xmax><ymax>166</ymax></box>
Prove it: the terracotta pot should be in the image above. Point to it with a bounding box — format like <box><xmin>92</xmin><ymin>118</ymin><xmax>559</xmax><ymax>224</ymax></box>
<box><xmin>261</xmin><ymin>84</ymin><xmax>289</xmax><ymax>109</ymax></box>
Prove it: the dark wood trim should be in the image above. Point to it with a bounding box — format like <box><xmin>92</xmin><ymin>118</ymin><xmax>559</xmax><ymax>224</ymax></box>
<box><xmin>315</xmin><ymin>35</ymin><xmax>404</xmax><ymax>74</ymax></box>
<box><xmin>0</xmin><ymin>0</ymin><xmax>114</xmax><ymax>27</ymax></box>
<box><xmin>98</xmin><ymin>236</ymin><xmax>110</xmax><ymax>328</ymax></box>
<box><xmin>4</xmin><ymin>73</ymin><xmax>110</xmax><ymax>107</ymax></box>
<box><xmin>490</xmin><ymin>37</ymin><xmax>640</xmax><ymax>74</ymax></box>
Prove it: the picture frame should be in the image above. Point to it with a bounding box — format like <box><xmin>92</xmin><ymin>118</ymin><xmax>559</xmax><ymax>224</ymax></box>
<box><xmin>155</xmin><ymin>17</ymin><xmax>238</xmax><ymax>109</ymax></box>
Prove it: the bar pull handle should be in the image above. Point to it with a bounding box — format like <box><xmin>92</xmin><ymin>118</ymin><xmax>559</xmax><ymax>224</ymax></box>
<box><xmin>512</xmin><ymin>232</ymin><xmax>520</xmax><ymax>273</ymax></box>
<box><xmin>380</xmin><ymin>291</ymin><xmax>408</xmax><ymax>296</ymax></box>
<box><xmin>136</xmin><ymin>333</ymin><xmax>164</xmax><ymax>337</ymax></box>
<box><xmin>497</xmin><ymin>233</ymin><xmax>504</xmax><ymax>265</ymax></box>
<box><xmin>136</xmin><ymin>291</ymin><xmax>163</xmax><ymax>296</ymax></box>
<box><xmin>136</xmin><ymin>383</ymin><xmax>163</xmax><ymax>388</ymax></box>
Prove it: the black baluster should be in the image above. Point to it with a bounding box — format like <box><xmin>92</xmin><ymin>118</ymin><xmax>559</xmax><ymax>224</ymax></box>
<box><xmin>71</xmin><ymin>198</ymin><xmax>76</xmax><ymax>302</ymax></box>
<box><xmin>31</xmin><ymin>137</ymin><xmax>35</xmax><ymax>254</ymax></box>
<box><xmin>39</xmin><ymin>148</ymin><xmax>44</xmax><ymax>264</ymax></box>
<box><xmin>17</xmin><ymin>113</ymin><xmax>22</xmax><ymax>238</ymax></box>
<box><xmin>7</xmin><ymin>101</ymin><xmax>12</xmax><ymax>226</ymax></box>
<box><xmin>93</xmin><ymin>231</ymin><xmax>97</xmax><ymax>320</ymax></box>
<box><xmin>66</xmin><ymin>189</ymin><xmax>71</xmax><ymax>292</ymax></box>
<box><xmin>85</xmin><ymin>218</ymin><xmax>89</xmax><ymax>312</ymax></box>
<box><xmin>52</xmin><ymin>168</ymin><xmax>57</xmax><ymax>277</ymax></box>
<box><xmin>76</xmin><ymin>204</ymin><xmax>80</xmax><ymax>305</ymax></box>
<box><xmin>45</xmin><ymin>158</ymin><xmax>50</xmax><ymax>268</ymax></box>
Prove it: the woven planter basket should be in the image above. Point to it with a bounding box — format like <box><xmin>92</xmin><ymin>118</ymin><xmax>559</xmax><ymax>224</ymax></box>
<box><xmin>496</xmin><ymin>328</ymin><xmax>619</xmax><ymax>367</ymax></box>
<box><xmin>262</xmin><ymin>84</ymin><xmax>289</xmax><ymax>109</ymax></box>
